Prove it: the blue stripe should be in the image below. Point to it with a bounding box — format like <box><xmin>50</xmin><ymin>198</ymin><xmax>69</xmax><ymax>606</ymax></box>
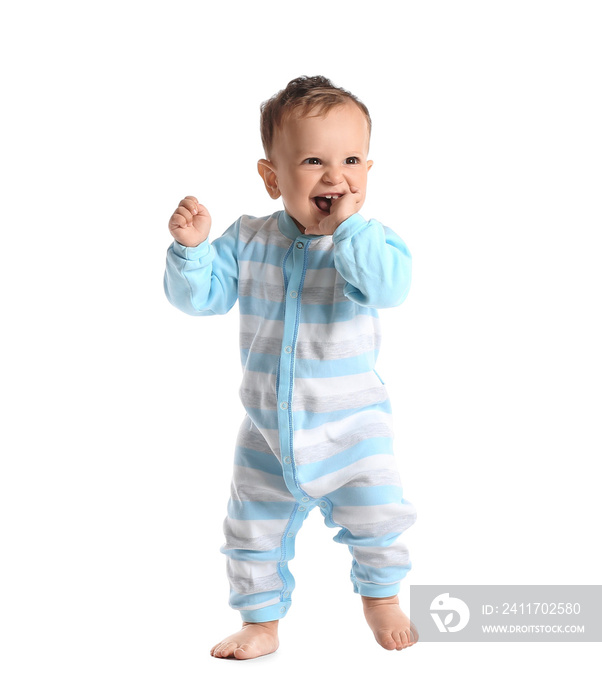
<box><xmin>353</xmin><ymin>562</ymin><xmax>412</xmax><ymax>584</ymax></box>
<box><xmin>239</xmin><ymin>296</ymin><xmax>284</xmax><ymax>320</ymax></box>
<box><xmin>326</xmin><ymin>484</ymin><xmax>403</xmax><ymax>506</ymax></box>
<box><xmin>298</xmin><ymin>300</ymin><xmax>374</xmax><ymax>321</ymax></box>
<box><xmin>227</xmin><ymin>499</ymin><xmax>295</xmax><ymax>521</ymax></box>
<box><xmin>333</xmin><ymin>529</ymin><xmax>405</xmax><ymax>548</ymax></box>
<box><xmin>294</xmin><ymin>353</ymin><xmax>382</xmax><ymax>378</ymax></box>
<box><xmin>235</xmin><ymin>446</ymin><xmax>283</xmax><ymax>476</ymax></box>
<box><xmin>239</xmin><ymin>296</ymin><xmax>378</xmax><ymax>323</ymax></box>
<box><xmin>242</xmin><ymin>395</ymin><xmax>389</xmax><ymax>435</ymax></box>
<box><xmin>240</xmin><ymin>350</ymin><xmax>279</xmax><ymax>373</ymax></box>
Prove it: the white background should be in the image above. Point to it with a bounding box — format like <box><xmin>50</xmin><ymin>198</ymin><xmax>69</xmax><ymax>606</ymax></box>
<box><xmin>2</xmin><ymin>0</ymin><xmax>601</xmax><ymax>697</ymax></box>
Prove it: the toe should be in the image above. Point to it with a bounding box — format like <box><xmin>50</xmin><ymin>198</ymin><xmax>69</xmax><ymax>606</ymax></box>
<box><xmin>379</xmin><ymin>632</ymin><xmax>397</xmax><ymax>650</ymax></box>
<box><xmin>234</xmin><ymin>644</ymin><xmax>254</xmax><ymax>660</ymax></box>
<box><xmin>216</xmin><ymin>642</ymin><xmax>235</xmax><ymax>658</ymax></box>
<box><xmin>400</xmin><ymin>629</ymin><xmax>411</xmax><ymax>649</ymax></box>
<box><xmin>391</xmin><ymin>631</ymin><xmax>403</xmax><ymax>651</ymax></box>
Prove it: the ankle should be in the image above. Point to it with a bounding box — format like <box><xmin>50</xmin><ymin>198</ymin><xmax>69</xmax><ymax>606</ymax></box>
<box><xmin>242</xmin><ymin>620</ymin><xmax>279</xmax><ymax>631</ymax></box>
<box><xmin>362</xmin><ymin>595</ymin><xmax>399</xmax><ymax>609</ymax></box>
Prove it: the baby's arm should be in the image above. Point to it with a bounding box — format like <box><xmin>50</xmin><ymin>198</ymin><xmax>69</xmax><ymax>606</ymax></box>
<box><xmin>164</xmin><ymin>196</ymin><xmax>239</xmax><ymax>316</ymax></box>
<box><xmin>332</xmin><ymin>215</ymin><xmax>412</xmax><ymax>308</ymax></box>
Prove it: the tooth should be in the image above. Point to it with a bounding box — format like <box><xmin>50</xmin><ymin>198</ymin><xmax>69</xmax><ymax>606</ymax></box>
<box><xmin>325</xmin><ymin>195</ymin><xmax>332</xmax><ymax>199</ymax></box>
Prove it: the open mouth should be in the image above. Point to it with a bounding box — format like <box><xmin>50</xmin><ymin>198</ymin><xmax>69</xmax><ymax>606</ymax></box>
<box><xmin>313</xmin><ymin>194</ymin><xmax>341</xmax><ymax>213</ymax></box>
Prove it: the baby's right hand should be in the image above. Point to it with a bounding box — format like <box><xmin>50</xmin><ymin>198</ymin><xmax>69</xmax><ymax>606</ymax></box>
<box><xmin>168</xmin><ymin>196</ymin><xmax>211</xmax><ymax>247</ymax></box>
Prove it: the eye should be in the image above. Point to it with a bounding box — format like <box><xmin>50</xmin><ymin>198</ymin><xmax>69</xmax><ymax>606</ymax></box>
<box><xmin>303</xmin><ymin>157</ymin><xmax>322</xmax><ymax>165</ymax></box>
<box><xmin>345</xmin><ymin>156</ymin><xmax>360</xmax><ymax>165</ymax></box>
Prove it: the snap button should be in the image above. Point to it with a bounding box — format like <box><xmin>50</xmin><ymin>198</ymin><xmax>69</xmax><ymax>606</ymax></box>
<box><xmin>280</xmin><ymin>402</ymin><xmax>288</xmax><ymax>410</ymax></box>
<box><xmin>301</xmin><ymin>497</ymin><xmax>309</xmax><ymax>503</ymax></box>
<box><xmin>284</xmin><ymin>456</ymin><xmax>292</xmax><ymax>464</ymax></box>
<box><xmin>296</xmin><ymin>242</ymin><xmax>304</xmax><ymax>249</ymax></box>
<box><xmin>320</xmin><ymin>501</ymin><xmax>327</xmax><ymax>508</ymax></box>
<box><xmin>284</xmin><ymin>346</ymin><xmax>292</xmax><ymax>353</ymax></box>
<box><xmin>299</xmin><ymin>506</ymin><xmax>306</xmax><ymax>512</ymax></box>
<box><xmin>280</xmin><ymin>606</ymin><xmax>286</xmax><ymax>614</ymax></box>
<box><xmin>290</xmin><ymin>291</ymin><xmax>298</xmax><ymax>298</ymax></box>
<box><xmin>287</xmin><ymin>532</ymin><xmax>294</xmax><ymax>538</ymax></box>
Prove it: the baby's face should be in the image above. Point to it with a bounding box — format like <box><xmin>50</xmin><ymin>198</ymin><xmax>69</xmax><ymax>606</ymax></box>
<box><xmin>260</xmin><ymin>101</ymin><xmax>373</xmax><ymax>234</ymax></box>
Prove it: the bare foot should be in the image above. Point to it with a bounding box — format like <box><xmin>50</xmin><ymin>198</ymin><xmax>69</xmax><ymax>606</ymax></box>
<box><xmin>362</xmin><ymin>595</ymin><xmax>419</xmax><ymax>651</ymax></box>
<box><xmin>210</xmin><ymin>620</ymin><xmax>279</xmax><ymax>660</ymax></box>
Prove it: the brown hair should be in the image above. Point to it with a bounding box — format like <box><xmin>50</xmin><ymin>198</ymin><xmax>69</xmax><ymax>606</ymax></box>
<box><xmin>260</xmin><ymin>75</ymin><xmax>372</xmax><ymax>157</ymax></box>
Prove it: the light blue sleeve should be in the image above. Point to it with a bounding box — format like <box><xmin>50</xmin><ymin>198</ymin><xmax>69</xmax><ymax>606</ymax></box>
<box><xmin>332</xmin><ymin>213</ymin><xmax>412</xmax><ymax>308</ymax></box>
<box><xmin>163</xmin><ymin>217</ymin><xmax>240</xmax><ymax>316</ymax></box>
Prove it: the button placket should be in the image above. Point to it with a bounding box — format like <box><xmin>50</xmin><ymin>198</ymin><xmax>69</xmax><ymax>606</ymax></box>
<box><xmin>277</xmin><ymin>238</ymin><xmax>311</xmax><ymax>502</ymax></box>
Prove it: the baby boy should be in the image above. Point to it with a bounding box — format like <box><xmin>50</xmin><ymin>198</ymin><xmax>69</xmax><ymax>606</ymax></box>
<box><xmin>164</xmin><ymin>76</ymin><xmax>417</xmax><ymax>659</ymax></box>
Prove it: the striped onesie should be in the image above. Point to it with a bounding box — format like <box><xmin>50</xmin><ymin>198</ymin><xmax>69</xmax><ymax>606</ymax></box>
<box><xmin>164</xmin><ymin>209</ymin><xmax>417</xmax><ymax>623</ymax></box>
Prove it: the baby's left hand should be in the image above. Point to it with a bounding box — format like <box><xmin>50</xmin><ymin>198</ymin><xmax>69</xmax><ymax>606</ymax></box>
<box><xmin>304</xmin><ymin>187</ymin><xmax>363</xmax><ymax>237</ymax></box>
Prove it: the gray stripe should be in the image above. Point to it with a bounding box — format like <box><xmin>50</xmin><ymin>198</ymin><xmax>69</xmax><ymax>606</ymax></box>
<box><xmin>240</xmin><ymin>332</ymin><xmax>381</xmax><ymax>360</ymax></box>
<box><xmin>301</xmin><ymin>284</ymin><xmax>347</xmax><ymax>305</ymax></box>
<box><xmin>239</xmin><ymin>389</ymin><xmax>276</xmax><ymax>411</ymax></box>
<box><xmin>295</xmin><ymin>333</ymin><xmax>381</xmax><ymax>360</ymax></box>
<box><xmin>293</xmin><ymin>386</ymin><xmax>388</xmax><ymax>413</ymax></box>
<box><xmin>230</xmin><ymin>482</ymin><xmax>293</xmax><ymax>503</ymax></box>
<box><xmin>239</xmin><ymin>333</ymin><xmax>281</xmax><ymax>355</ymax></box>
<box><xmin>222</xmin><ymin>529</ymin><xmax>283</xmax><ymax>553</ymax></box>
<box><xmin>238</xmin><ymin>216</ymin><xmax>290</xmax><ymax>247</ymax></box>
<box><xmin>353</xmin><ymin>547</ymin><xmax>411</xmax><ymax>568</ymax></box>
<box><xmin>239</xmin><ymin>279</ymin><xmax>284</xmax><ymax>304</ymax></box>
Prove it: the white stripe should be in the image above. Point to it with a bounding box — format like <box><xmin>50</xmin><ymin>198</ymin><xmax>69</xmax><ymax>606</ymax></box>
<box><xmin>238</xmin><ymin>596</ymin><xmax>282</xmax><ymax>611</ymax></box>
<box><xmin>294</xmin><ymin>371</ymin><xmax>382</xmax><ymax>398</ymax></box>
<box><xmin>240</xmin><ymin>369</ymin><xmax>277</xmax><ymax>395</ymax></box>
<box><xmin>298</xmin><ymin>314</ymin><xmax>381</xmax><ymax>341</ymax></box>
<box><xmin>301</xmin><ymin>266</ymin><xmax>339</xmax><ymax>288</ymax></box>
<box><xmin>239</xmin><ymin>259</ymin><xmax>283</xmax><ymax>288</ymax></box>
<box><xmin>240</xmin><ymin>315</ymin><xmax>381</xmax><ymax>341</ymax></box>
<box><xmin>240</xmin><ymin>315</ymin><xmax>283</xmax><ymax>339</ymax></box>
<box><xmin>227</xmin><ymin>559</ymin><xmax>278</xmax><ymax>581</ymax></box>
<box><xmin>292</xmin><ymin>408</ymin><xmax>394</xmax><ymax>451</ymax></box>
<box><xmin>353</xmin><ymin>542</ymin><xmax>410</xmax><ymax>568</ymax></box>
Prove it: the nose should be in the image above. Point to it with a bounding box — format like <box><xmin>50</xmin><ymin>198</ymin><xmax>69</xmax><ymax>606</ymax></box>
<box><xmin>322</xmin><ymin>164</ymin><xmax>344</xmax><ymax>185</ymax></box>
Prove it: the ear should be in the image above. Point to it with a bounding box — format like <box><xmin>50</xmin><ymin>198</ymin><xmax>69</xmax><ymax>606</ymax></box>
<box><xmin>257</xmin><ymin>159</ymin><xmax>281</xmax><ymax>199</ymax></box>
<box><xmin>367</xmin><ymin>160</ymin><xmax>374</xmax><ymax>172</ymax></box>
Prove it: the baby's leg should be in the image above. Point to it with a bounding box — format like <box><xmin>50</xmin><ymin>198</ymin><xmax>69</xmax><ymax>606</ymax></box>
<box><xmin>362</xmin><ymin>595</ymin><xmax>418</xmax><ymax>650</ymax></box>
<box><xmin>313</xmin><ymin>467</ymin><xmax>418</xmax><ymax>651</ymax></box>
<box><xmin>213</xmin><ymin>419</ymin><xmax>307</xmax><ymax>658</ymax></box>
<box><xmin>210</xmin><ymin>620</ymin><xmax>279</xmax><ymax>660</ymax></box>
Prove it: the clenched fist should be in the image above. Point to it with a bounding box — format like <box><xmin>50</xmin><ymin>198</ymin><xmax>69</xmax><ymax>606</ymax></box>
<box><xmin>168</xmin><ymin>196</ymin><xmax>211</xmax><ymax>247</ymax></box>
